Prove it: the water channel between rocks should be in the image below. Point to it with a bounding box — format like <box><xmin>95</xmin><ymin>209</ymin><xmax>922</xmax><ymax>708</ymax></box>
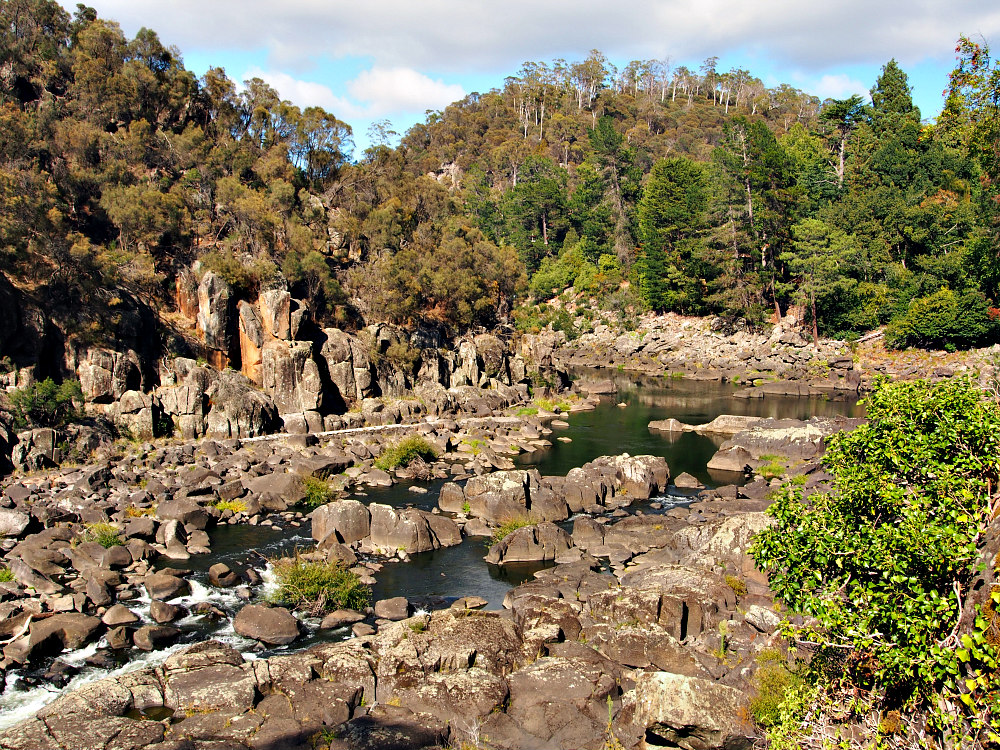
<box><xmin>0</xmin><ymin>371</ymin><xmax>863</xmax><ymax>728</ymax></box>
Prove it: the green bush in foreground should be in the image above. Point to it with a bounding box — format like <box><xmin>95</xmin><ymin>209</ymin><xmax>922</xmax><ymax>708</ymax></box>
<box><xmin>752</xmin><ymin>377</ymin><xmax>1000</xmax><ymax>741</ymax></box>
<box><xmin>269</xmin><ymin>555</ymin><xmax>370</xmax><ymax>615</ymax></box>
<box><xmin>374</xmin><ymin>435</ymin><xmax>437</xmax><ymax>471</ymax></box>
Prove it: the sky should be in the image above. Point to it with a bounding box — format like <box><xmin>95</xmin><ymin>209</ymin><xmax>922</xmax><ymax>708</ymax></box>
<box><xmin>62</xmin><ymin>1</ymin><xmax>1000</xmax><ymax>156</ymax></box>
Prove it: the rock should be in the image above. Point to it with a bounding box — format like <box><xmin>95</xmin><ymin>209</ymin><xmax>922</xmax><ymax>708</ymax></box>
<box><xmin>245</xmin><ymin>470</ymin><xmax>305</xmax><ymax>508</ymax></box>
<box><xmin>101</xmin><ymin>604</ymin><xmax>139</xmax><ymax>627</ymax></box>
<box><xmin>133</xmin><ymin>624</ymin><xmax>181</xmax><ymax>651</ymax></box>
<box><xmin>205</xmin><ymin>369</ymin><xmax>279</xmax><ymax>439</ymax></box>
<box><xmin>3</xmin><ymin>613</ymin><xmax>102</xmax><ymax>665</ymax></box>
<box><xmin>320</xmin><ymin>609</ymin><xmax>366</xmax><ymax>630</ymax></box>
<box><xmin>311</xmin><ymin>499</ymin><xmax>370</xmax><ymax>545</ymax></box>
<box><xmin>707</xmin><ymin>416</ymin><xmax>864</xmax><ymax>473</ymax></box>
<box><xmin>334</xmin><ymin>704</ymin><xmax>449</xmax><ymax>750</ymax></box>
<box><xmin>233</xmin><ymin>604</ymin><xmax>300</xmax><ymax>645</ymax></box>
<box><xmin>150</xmin><ymin>599</ymin><xmax>184</xmax><ymax>623</ymax></box>
<box><xmin>156</xmin><ymin>498</ymin><xmax>209</xmax><ymax>529</ymax></box>
<box><xmin>673</xmin><ymin>472</ymin><xmax>703</xmax><ymax>489</ymax></box>
<box><xmin>208</xmin><ymin>562</ymin><xmax>240</xmax><ymax>588</ymax></box>
<box><xmin>373</xmin><ymin>597</ymin><xmax>411</xmax><ymax>621</ymax></box>
<box><xmin>437</xmin><ymin>482</ymin><xmax>466</xmax><ymax>514</ymax></box>
<box><xmin>632</xmin><ymin>671</ymin><xmax>755</xmax><ymax>750</ymax></box>
<box><xmin>196</xmin><ymin>270</ymin><xmax>231</xmax><ymax>353</ymax></box>
<box><xmin>369</xmin><ymin>504</ymin><xmax>460</xmax><ymax>555</ymax></box>
<box><xmin>0</xmin><ymin>509</ymin><xmax>31</xmax><ymax>537</ymax></box>
<box><xmin>485</xmin><ymin>522</ymin><xmax>572</xmax><ymax>565</ymax></box>
<box><xmin>143</xmin><ymin>573</ymin><xmax>189</xmax><ymax>601</ymax></box>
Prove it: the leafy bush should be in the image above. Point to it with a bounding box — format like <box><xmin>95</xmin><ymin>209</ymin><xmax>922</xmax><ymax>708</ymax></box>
<box><xmin>269</xmin><ymin>555</ymin><xmax>370</xmax><ymax>615</ymax></box>
<box><xmin>82</xmin><ymin>522</ymin><xmax>124</xmax><ymax>548</ymax></box>
<box><xmin>492</xmin><ymin>515</ymin><xmax>537</xmax><ymax>545</ymax></box>
<box><xmin>752</xmin><ymin>377</ymin><xmax>1000</xmax><ymax>732</ymax></box>
<box><xmin>300</xmin><ymin>476</ymin><xmax>336</xmax><ymax>509</ymax></box>
<box><xmin>9</xmin><ymin>378</ymin><xmax>84</xmax><ymax>428</ymax></box>
<box><xmin>375</xmin><ymin>436</ymin><xmax>437</xmax><ymax>471</ymax></box>
<box><xmin>885</xmin><ymin>287</ymin><xmax>999</xmax><ymax>350</ymax></box>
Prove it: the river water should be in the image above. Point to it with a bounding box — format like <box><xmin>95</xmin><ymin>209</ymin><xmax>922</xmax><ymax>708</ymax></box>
<box><xmin>0</xmin><ymin>373</ymin><xmax>862</xmax><ymax>727</ymax></box>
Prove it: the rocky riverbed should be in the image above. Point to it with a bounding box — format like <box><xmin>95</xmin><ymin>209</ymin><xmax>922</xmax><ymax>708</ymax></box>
<box><xmin>0</xmin><ymin>382</ymin><xmax>863</xmax><ymax>749</ymax></box>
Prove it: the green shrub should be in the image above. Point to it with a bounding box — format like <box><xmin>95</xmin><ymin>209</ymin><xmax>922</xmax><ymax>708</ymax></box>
<box><xmin>300</xmin><ymin>476</ymin><xmax>336</xmax><ymax>509</ymax></box>
<box><xmin>269</xmin><ymin>554</ymin><xmax>370</xmax><ymax>615</ymax></box>
<box><xmin>0</xmin><ymin>566</ymin><xmax>13</xmax><ymax>583</ymax></box>
<box><xmin>9</xmin><ymin>378</ymin><xmax>84</xmax><ymax>428</ymax></box>
<box><xmin>752</xmin><ymin>377</ymin><xmax>1000</xmax><ymax>726</ymax></box>
<box><xmin>885</xmin><ymin>287</ymin><xmax>999</xmax><ymax>350</ymax></box>
<box><xmin>82</xmin><ymin>522</ymin><xmax>124</xmax><ymax>548</ymax></box>
<box><xmin>492</xmin><ymin>515</ymin><xmax>537</xmax><ymax>545</ymax></box>
<box><xmin>758</xmin><ymin>461</ymin><xmax>784</xmax><ymax>480</ymax></box>
<box><xmin>748</xmin><ymin>651</ymin><xmax>804</xmax><ymax>728</ymax></box>
<box><xmin>374</xmin><ymin>436</ymin><xmax>437</xmax><ymax>471</ymax></box>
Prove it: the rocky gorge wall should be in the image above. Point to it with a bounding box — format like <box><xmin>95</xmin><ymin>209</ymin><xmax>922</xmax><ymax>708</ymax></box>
<box><xmin>0</xmin><ymin>264</ymin><xmax>546</xmax><ymax>475</ymax></box>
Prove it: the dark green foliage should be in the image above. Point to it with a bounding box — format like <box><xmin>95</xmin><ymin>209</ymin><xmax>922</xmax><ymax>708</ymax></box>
<box><xmin>269</xmin><ymin>555</ymin><xmax>370</xmax><ymax>614</ymax></box>
<box><xmin>9</xmin><ymin>378</ymin><xmax>83</xmax><ymax>428</ymax></box>
<box><xmin>637</xmin><ymin>157</ymin><xmax>707</xmax><ymax>311</ymax></box>
<box><xmin>884</xmin><ymin>288</ymin><xmax>999</xmax><ymax>350</ymax></box>
<box><xmin>752</xmin><ymin>378</ymin><xmax>1000</xmax><ymax>714</ymax></box>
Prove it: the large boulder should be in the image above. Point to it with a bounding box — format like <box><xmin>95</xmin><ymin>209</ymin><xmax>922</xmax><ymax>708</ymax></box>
<box><xmin>631</xmin><ymin>671</ymin><xmax>755</xmax><ymax>750</ymax></box>
<box><xmin>262</xmin><ymin>341</ymin><xmax>325</xmax><ymax>415</ymax></box>
<box><xmin>196</xmin><ymin>270</ymin><xmax>232</xmax><ymax>353</ymax></box>
<box><xmin>369</xmin><ymin>505</ymin><xmax>461</xmax><ymax>555</ymax></box>
<box><xmin>76</xmin><ymin>348</ymin><xmax>142</xmax><ymax>403</ymax></box>
<box><xmin>205</xmin><ymin>369</ymin><xmax>279</xmax><ymax>439</ymax></box>
<box><xmin>312</xmin><ymin>499</ymin><xmax>371</xmax><ymax>545</ymax></box>
<box><xmin>485</xmin><ymin>522</ymin><xmax>572</xmax><ymax>566</ymax></box>
<box><xmin>233</xmin><ymin>604</ymin><xmax>300</xmax><ymax>645</ymax></box>
<box><xmin>707</xmin><ymin>416</ymin><xmax>864</xmax><ymax>473</ymax></box>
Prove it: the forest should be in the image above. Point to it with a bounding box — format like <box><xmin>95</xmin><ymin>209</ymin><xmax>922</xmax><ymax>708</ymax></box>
<box><xmin>2</xmin><ymin>0</ymin><xmax>1000</xmax><ymax>352</ymax></box>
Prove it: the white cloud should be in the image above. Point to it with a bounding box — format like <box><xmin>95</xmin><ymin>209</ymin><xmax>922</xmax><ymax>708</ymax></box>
<box><xmin>243</xmin><ymin>67</ymin><xmax>364</xmax><ymax>119</ymax></box>
<box><xmin>798</xmin><ymin>73</ymin><xmax>870</xmax><ymax>102</ymax></box>
<box><xmin>243</xmin><ymin>66</ymin><xmax>465</xmax><ymax>122</ymax></box>
<box><xmin>75</xmin><ymin>0</ymin><xmax>1000</xmax><ymax>74</ymax></box>
<box><xmin>347</xmin><ymin>68</ymin><xmax>466</xmax><ymax>117</ymax></box>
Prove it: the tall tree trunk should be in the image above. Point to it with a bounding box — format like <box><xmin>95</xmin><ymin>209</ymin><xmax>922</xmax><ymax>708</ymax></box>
<box><xmin>811</xmin><ymin>285</ymin><xmax>819</xmax><ymax>343</ymax></box>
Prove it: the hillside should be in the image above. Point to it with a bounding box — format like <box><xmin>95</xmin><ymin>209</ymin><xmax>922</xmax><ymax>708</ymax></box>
<box><xmin>0</xmin><ymin>2</ymin><xmax>999</xmax><ymax>437</ymax></box>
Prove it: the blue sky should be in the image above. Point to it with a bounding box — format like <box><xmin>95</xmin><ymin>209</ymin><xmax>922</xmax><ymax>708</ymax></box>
<box><xmin>64</xmin><ymin>1</ymin><xmax>1000</xmax><ymax>156</ymax></box>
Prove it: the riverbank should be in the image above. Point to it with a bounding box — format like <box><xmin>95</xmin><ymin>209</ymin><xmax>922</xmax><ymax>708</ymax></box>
<box><xmin>535</xmin><ymin>310</ymin><xmax>999</xmax><ymax>393</ymax></box>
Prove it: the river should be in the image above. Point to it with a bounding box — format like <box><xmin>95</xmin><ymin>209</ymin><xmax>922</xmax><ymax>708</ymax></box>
<box><xmin>0</xmin><ymin>372</ymin><xmax>862</xmax><ymax>727</ymax></box>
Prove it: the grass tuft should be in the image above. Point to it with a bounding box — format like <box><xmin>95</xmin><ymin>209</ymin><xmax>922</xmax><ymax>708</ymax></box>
<box><xmin>83</xmin><ymin>522</ymin><xmax>124</xmax><ymax>548</ymax></box>
<box><xmin>214</xmin><ymin>498</ymin><xmax>248</xmax><ymax>514</ymax></box>
<box><xmin>374</xmin><ymin>436</ymin><xmax>437</xmax><ymax>471</ymax></box>
<box><xmin>0</xmin><ymin>566</ymin><xmax>13</xmax><ymax>583</ymax></box>
<box><xmin>268</xmin><ymin>554</ymin><xmax>370</xmax><ymax>615</ymax></box>
<box><xmin>300</xmin><ymin>476</ymin><xmax>336</xmax><ymax>509</ymax></box>
<box><xmin>491</xmin><ymin>515</ymin><xmax>537</xmax><ymax>545</ymax></box>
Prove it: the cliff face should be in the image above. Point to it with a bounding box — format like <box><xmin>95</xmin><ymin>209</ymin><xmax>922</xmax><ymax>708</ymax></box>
<box><xmin>0</xmin><ymin>264</ymin><xmax>538</xmax><ymax>475</ymax></box>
